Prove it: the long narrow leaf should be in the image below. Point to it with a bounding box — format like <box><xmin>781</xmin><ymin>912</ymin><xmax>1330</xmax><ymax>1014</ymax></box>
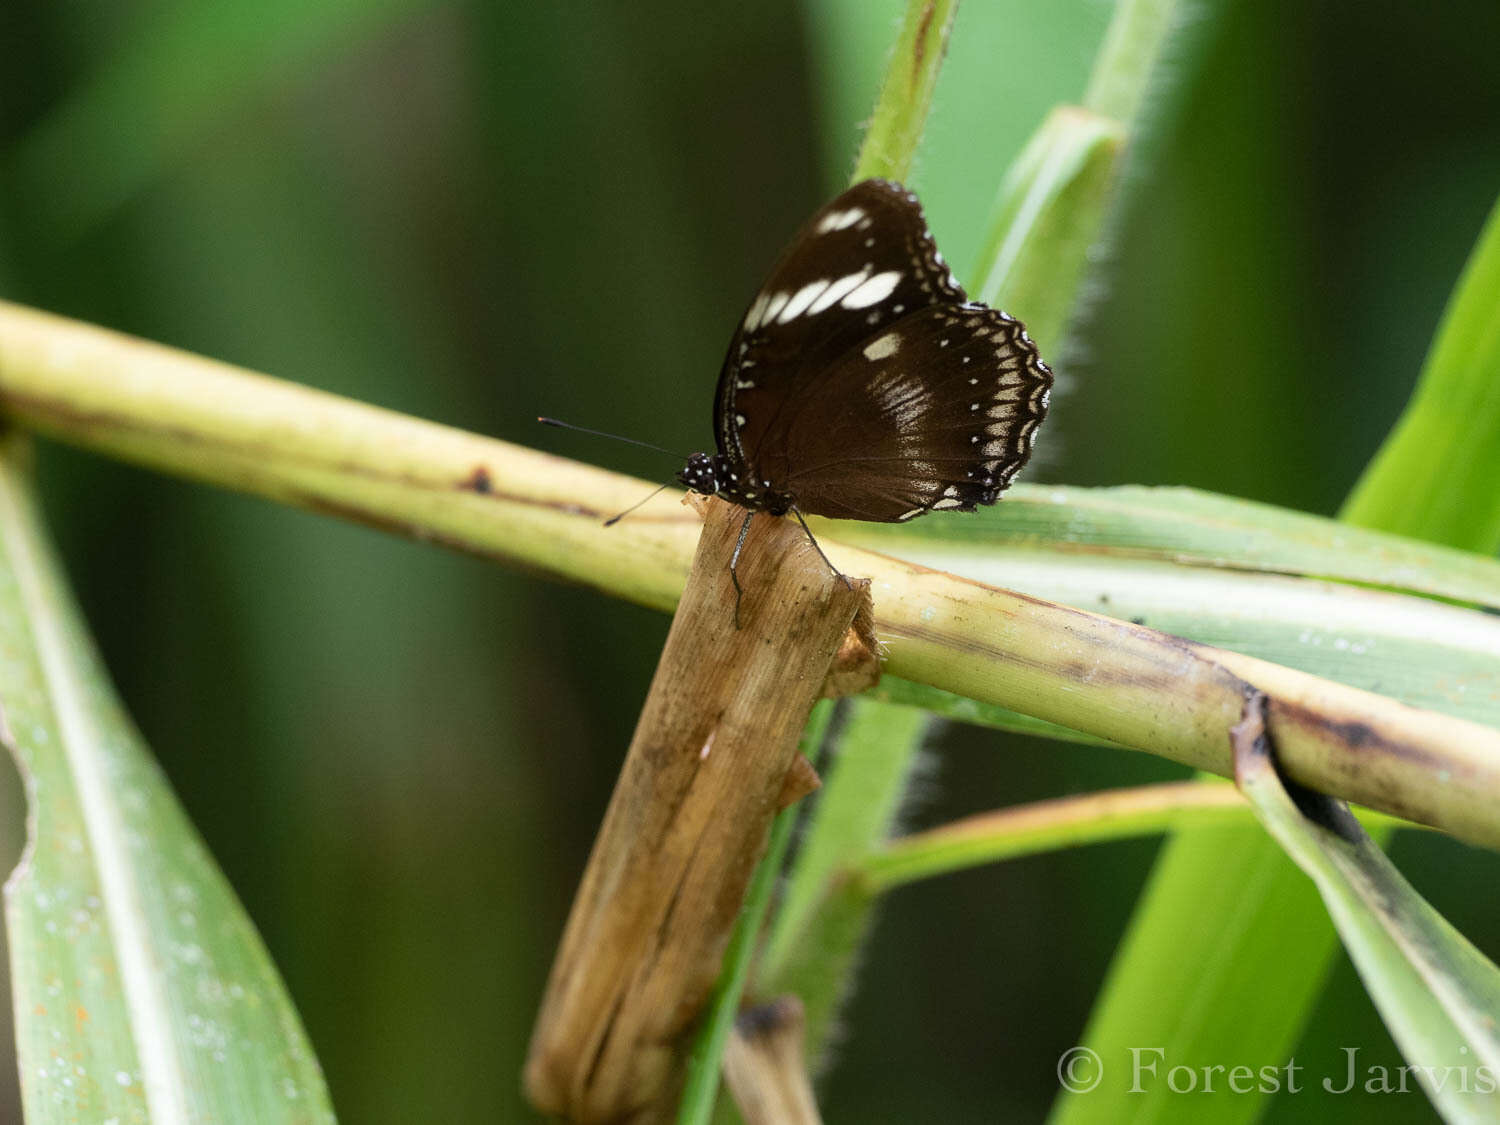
<box><xmin>844</xmin><ymin>534</ymin><xmax>1500</xmax><ymax>730</ymax></box>
<box><xmin>1235</xmin><ymin>700</ymin><xmax>1500</xmax><ymax>1120</ymax></box>
<box><xmin>1342</xmin><ymin>193</ymin><xmax>1500</xmax><ymax>553</ymax></box>
<box><xmin>972</xmin><ymin>107</ymin><xmax>1124</xmax><ymax>353</ymax></box>
<box><xmin>1057</xmin><ymin>112</ymin><xmax>1500</xmax><ymax>1125</ymax></box>
<box><xmin>863</xmin><ymin>482</ymin><xmax>1500</xmax><ymax>610</ymax></box>
<box><xmin>0</xmin><ymin>436</ymin><xmax>332</xmax><ymax>1123</ymax></box>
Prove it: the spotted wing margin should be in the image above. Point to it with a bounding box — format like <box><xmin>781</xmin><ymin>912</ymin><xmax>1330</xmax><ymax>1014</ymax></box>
<box><xmin>713</xmin><ymin>179</ymin><xmax>967</xmax><ymax>467</ymax></box>
<box><xmin>764</xmin><ymin>304</ymin><xmax>1052</xmax><ymax>522</ymax></box>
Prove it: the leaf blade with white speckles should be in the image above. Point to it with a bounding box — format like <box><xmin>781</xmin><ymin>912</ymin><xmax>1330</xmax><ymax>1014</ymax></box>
<box><xmin>0</xmin><ymin>436</ymin><xmax>334</xmax><ymax>1124</ymax></box>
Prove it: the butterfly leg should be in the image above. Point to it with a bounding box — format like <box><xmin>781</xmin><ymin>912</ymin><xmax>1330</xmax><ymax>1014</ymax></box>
<box><xmin>791</xmin><ymin>507</ymin><xmax>853</xmax><ymax>590</ymax></box>
<box><xmin>729</xmin><ymin>509</ymin><xmax>755</xmax><ymax>628</ymax></box>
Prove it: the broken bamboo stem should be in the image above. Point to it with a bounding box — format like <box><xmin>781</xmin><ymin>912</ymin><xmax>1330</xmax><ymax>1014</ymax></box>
<box><xmin>523</xmin><ymin>497</ymin><xmax>868</xmax><ymax>1123</ymax></box>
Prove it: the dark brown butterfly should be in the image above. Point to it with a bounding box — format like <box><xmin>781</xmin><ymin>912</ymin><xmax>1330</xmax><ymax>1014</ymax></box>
<box><xmin>676</xmin><ymin>179</ymin><xmax>1052</xmax><ymax>614</ymax></box>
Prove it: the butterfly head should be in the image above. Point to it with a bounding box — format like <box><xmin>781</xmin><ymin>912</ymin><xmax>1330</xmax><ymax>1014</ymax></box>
<box><xmin>678</xmin><ymin>453</ymin><xmax>794</xmax><ymax>515</ymax></box>
<box><xmin>677</xmin><ymin>452</ymin><xmax>723</xmax><ymax>496</ymax></box>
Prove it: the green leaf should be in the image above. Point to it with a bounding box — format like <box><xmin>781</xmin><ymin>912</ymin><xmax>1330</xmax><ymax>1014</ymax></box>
<box><xmin>833</xmin><ymin>505</ymin><xmax>1500</xmax><ymax>731</ymax></box>
<box><xmin>1049</xmin><ymin>824</ymin><xmax>1341</xmax><ymax>1123</ymax></box>
<box><xmin>1054</xmin><ymin>107</ymin><xmax>1500</xmax><ymax>1125</ymax></box>
<box><xmin>971</xmin><ymin>107</ymin><xmax>1124</xmax><ymax>354</ymax></box>
<box><xmin>1235</xmin><ymin>706</ymin><xmax>1500</xmax><ymax>1120</ymax></box>
<box><xmin>1080</xmin><ymin>0</ymin><xmax>1183</xmax><ymax>124</ymax></box>
<box><xmin>864</xmin><ymin>483</ymin><xmax>1500</xmax><ymax>610</ymax></box>
<box><xmin>869</xmin><ymin>676</ymin><xmax>1121</xmax><ymax>749</ymax></box>
<box><xmin>0</xmin><ymin>438</ymin><xmax>332</xmax><ymax>1123</ymax></box>
<box><xmin>1342</xmin><ymin>192</ymin><xmax>1500</xmax><ymax>553</ymax></box>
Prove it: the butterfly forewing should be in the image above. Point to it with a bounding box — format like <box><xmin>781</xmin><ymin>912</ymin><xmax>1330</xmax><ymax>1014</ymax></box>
<box><xmin>715</xmin><ymin>180</ymin><xmax>968</xmax><ymax>467</ymax></box>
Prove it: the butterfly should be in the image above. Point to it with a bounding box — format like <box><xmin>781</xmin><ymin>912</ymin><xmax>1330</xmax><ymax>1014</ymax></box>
<box><xmin>676</xmin><ymin>179</ymin><xmax>1053</xmax><ymax>617</ymax></box>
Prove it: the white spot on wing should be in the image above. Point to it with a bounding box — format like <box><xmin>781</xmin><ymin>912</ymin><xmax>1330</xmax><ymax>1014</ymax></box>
<box><xmin>862</xmin><ymin>332</ymin><xmax>901</xmax><ymax>361</ymax></box>
<box><xmin>743</xmin><ymin>294</ymin><xmax>769</xmax><ymax>331</ymax></box>
<box><xmin>778</xmin><ymin>279</ymin><xmax>831</xmax><ymax>322</ymax></box>
<box><xmin>808</xmin><ymin>270</ymin><xmax>870</xmax><ymax>313</ymax></box>
<box><xmin>870</xmin><ymin>369</ymin><xmax>933</xmax><ymax>426</ymax></box>
<box><xmin>840</xmin><ymin>270</ymin><xmax>902</xmax><ymax>309</ymax></box>
<box><xmin>816</xmin><ymin>207</ymin><xmax>867</xmax><ymax>233</ymax></box>
<box><xmin>762</xmin><ymin>291</ymin><xmax>790</xmax><ymax>324</ymax></box>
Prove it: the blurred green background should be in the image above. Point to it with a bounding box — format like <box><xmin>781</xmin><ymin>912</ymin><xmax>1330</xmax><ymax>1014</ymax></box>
<box><xmin>2</xmin><ymin>1</ymin><xmax>1499</xmax><ymax>1121</ymax></box>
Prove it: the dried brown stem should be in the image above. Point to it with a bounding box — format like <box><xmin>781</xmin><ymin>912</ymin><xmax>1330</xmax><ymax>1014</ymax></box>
<box><xmin>723</xmin><ymin>997</ymin><xmax>823</xmax><ymax>1125</ymax></box>
<box><xmin>523</xmin><ymin>498</ymin><xmax>867</xmax><ymax>1123</ymax></box>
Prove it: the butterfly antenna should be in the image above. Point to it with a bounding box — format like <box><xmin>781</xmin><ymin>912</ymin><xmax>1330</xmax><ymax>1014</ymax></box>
<box><xmin>604</xmin><ymin>482</ymin><xmax>673</xmax><ymax>527</ymax></box>
<box><xmin>538</xmin><ymin>417</ymin><xmax>684</xmax><ymax>459</ymax></box>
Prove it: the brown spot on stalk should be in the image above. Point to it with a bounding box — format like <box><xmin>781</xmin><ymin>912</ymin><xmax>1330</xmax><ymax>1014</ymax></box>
<box><xmin>461</xmin><ymin>465</ymin><xmax>493</xmax><ymax>493</ymax></box>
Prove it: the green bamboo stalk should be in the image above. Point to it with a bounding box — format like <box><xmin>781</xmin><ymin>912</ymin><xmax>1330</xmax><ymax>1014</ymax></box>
<box><xmin>751</xmin><ymin>0</ymin><xmax>1241</xmax><ymax>1095</ymax></box>
<box><xmin>1</xmin><ymin>305</ymin><xmax>1498</xmax><ymax>842</ymax></box>
<box><xmin>850</xmin><ymin>0</ymin><xmax>959</xmax><ymax>184</ymax></box>
<box><xmin>758</xmin><ymin>700</ymin><xmax>932</xmax><ymax>1056</ymax></box>
<box><xmin>858</xmin><ymin>782</ymin><xmax>1413</xmax><ymax>895</ymax></box>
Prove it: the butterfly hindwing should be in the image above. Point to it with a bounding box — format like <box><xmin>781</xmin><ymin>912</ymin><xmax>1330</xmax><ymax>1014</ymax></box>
<box><xmin>764</xmin><ymin>303</ymin><xmax>1051</xmax><ymax>521</ymax></box>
